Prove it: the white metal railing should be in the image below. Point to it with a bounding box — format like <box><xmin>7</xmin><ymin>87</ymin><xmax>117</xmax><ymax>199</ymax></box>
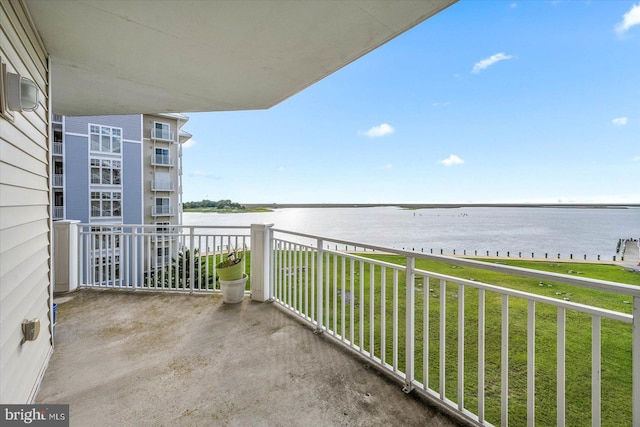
<box><xmin>151</xmin><ymin>180</ymin><xmax>175</xmax><ymax>191</ymax></box>
<box><xmin>52</xmin><ymin>142</ymin><xmax>63</xmax><ymax>155</ymax></box>
<box><xmin>152</xmin><ymin>206</ymin><xmax>176</xmax><ymax>216</ymax></box>
<box><xmin>151</xmin><ymin>154</ymin><xmax>174</xmax><ymax>167</ymax></box>
<box><xmin>270</xmin><ymin>228</ymin><xmax>639</xmax><ymax>427</ymax></box>
<box><xmin>71</xmin><ymin>223</ymin><xmax>639</xmax><ymax>426</ymax></box>
<box><xmin>53</xmin><ymin>174</ymin><xmax>63</xmax><ymax>187</ymax></box>
<box><xmin>53</xmin><ymin>206</ymin><xmax>64</xmax><ymax>220</ymax></box>
<box><xmin>77</xmin><ymin>224</ymin><xmax>250</xmax><ymax>293</ymax></box>
<box><xmin>151</xmin><ymin>129</ymin><xmax>175</xmax><ymax>141</ymax></box>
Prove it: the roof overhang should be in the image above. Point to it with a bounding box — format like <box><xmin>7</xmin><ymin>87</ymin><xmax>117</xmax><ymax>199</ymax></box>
<box><xmin>26</xmin><ymin>0</ymin><xmax>456</xmax><ymax>116</ymax></box>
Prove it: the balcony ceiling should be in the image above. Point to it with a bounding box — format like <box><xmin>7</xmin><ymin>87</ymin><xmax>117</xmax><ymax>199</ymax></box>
<box><xmin>25</xmin><ymin>0</ymin><xmax>456</xmax><ymax>116</ymax></box>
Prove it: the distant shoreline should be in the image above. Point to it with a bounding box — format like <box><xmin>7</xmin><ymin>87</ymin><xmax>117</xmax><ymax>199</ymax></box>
<box><xmin>242</xmin><ymin>203</ymin><xmax>638</xmax><ymax>210</ymax></box>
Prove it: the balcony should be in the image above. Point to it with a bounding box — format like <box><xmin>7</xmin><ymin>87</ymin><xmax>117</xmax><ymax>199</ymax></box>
<box><xmin>151</xmin><ymin>154</ymin><xmax>174</xmax><ymax>167</ymax></box>
<box><xmin>37</xmin><ymin>290</ymin><xmax>455</xmax><ymax>426</ymax></box>
<box><xmin>152</xmin><ymin>206</ymin><xmax>175</xmax><ymax>216</ymax></box>
<box><xmin>151</xmin><ymin>129</ymin><xmax>175</xmax><ymax>142</ymax></box>
<box><xmin>52</xmin><ymin>141</ymin><xmax>63</xmax><ymax>155</ymax></box>
<box><xmin>48</xmin><ymin>224</ymin><xmax>640</xmax><ymax>426</ymax></box>
<box><xmin>52</xmin><ymin>174</ymin><xmax>64</xmax><ymax>187</ymax></box>
<box><xmin>151</xmin><ymin>180</ymin><xmax>175</xmax><ymax>191</ymax></box>
<box><xmin>52</xmin><ymin>206</ymin><xmax>64</xmax><ymax>220</ymax></box>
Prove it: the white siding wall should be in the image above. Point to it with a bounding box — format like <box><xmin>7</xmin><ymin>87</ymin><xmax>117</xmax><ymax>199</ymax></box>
<box><xmin>0</xmin><ymin>0</ymin><xmax>52</xmax><ymax>403</ymax></box>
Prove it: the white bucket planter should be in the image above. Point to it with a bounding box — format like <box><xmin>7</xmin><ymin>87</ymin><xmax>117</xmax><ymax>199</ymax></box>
<box><xmin>220</xmin><ymin>274</ymin><xmax>248</xmax><ymax>304</ymax></box>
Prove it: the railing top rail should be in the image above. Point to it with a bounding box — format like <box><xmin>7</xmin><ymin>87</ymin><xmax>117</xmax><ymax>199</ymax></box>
<box><xmin>414</xmin><ymin>268</ymin><xmax>633</xmax><ymax>323</ymax></box>
<box><xmin>271</xmin><ymin>228</ymin><xmax>640</xmax><ymax>297</ymax></box>
<box><xmin>78</xmin><ymin>223</ymin><xmax>251</xmax><ymax>231</ymax></box>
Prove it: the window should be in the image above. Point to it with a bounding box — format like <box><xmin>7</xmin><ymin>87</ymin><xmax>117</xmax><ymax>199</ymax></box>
<box><xmin>91</xmin><ymin>226</ymin><xmax>121</xmax><ymax>248</ymax></box>
<box><xmin>54</xmin><ymin>191</ymin><xmax>64</xmax><ymax>207</ymax></box>
<box><xmin>91</xmin><ymin>191</ymin><xmax>122</xmax><ymax>218</ymax></box>
<box><xmin>154</xmin><ymin>122</ymin><xmax>170</xmax><ymax>140</ymax></box>
<box><xmin>157</xmin><ymin>247</ymin><xmax>169</xmax><ymax>257</ymax></box>
<box><xmin>90</xmin><ymin>124</ymin><xmax>122</xmax><ymax>154</ymax></box>
<box><xmin>154</xmin><ymin>148</ymin><xmax>170</xmax><ymax>165</ymax></box>
<box><xmin>154</xmin><ymin>197</ymin><xmax>170</xmax><ymax>215</ymax></box>
<box><xmin>93</xmin><ymin>255</ymin><xmax>120</xmax><ymax>283</ymax></box>
<box><xmin>53</xmin><ymin>122</ymin><xmax>63</xmax><ymax>143</ymax></box>
<box><xmin>91</xmin><ymin>159</ymin><xmax>121</xmax><ymax>185</ymax></box>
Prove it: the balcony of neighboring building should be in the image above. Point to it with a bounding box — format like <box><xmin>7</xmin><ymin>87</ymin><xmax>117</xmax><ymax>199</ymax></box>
<box><xmin>52</xmin><ymin>141</ymin><xmax>63</xmax><ymax>156</ymax></box>
<box><xmin>151</xmin><ymin>206</ymin><xmax>176</xmax><ymax>217</ymax></box>
<box><xmin>151</xmin><ymin>152</ymin><xmax>175</xmax><ymax>167</ymax></box>
<box><xmin>52</xmin><ymin>174</ymin><xmax>64</xmax><ymax>188</ymax></box>
<box><xmin>151</xmin><ymin>126</ymin><xmax>175</xmax><ymax>142</ymax></box>
<box><xmin>52</xmin><ymin>205</ymin><xmax>64</xmax><ymax>220</ymax></box>
<box><xmin>52</xmin><ymin>120</ymin><xmax>63</xmax><ymax>156</ymax></box>
<box><xmin>151</xmin><ymin>180</ymin><xmax>175</xmax><ymax>192</ymax></box>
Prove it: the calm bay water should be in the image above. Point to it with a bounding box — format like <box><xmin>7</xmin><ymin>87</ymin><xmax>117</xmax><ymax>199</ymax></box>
<box><xmin>183</xmin><ymin>207</ymin><xmax>640</xmax><ymax>260</ymax></box>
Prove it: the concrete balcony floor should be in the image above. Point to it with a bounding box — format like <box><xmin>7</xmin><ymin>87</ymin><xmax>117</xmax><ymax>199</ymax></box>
<box><xmin>37</xmin><ymin>290</ymin><xmax>458</xmax><ymax>426</ymax></box>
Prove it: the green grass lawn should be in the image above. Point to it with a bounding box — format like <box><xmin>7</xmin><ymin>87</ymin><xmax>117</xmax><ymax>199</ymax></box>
<box><xmin>273</xmin><ymin>251</ymin><xmax>639</xmax><ymax>427</ymax></box>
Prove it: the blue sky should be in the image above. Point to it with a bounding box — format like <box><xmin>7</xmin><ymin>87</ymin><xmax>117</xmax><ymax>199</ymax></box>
<box><xmin>181</xmin><ymin>1</ymin><xmax>640</xmax><ymax>204</ymax></box>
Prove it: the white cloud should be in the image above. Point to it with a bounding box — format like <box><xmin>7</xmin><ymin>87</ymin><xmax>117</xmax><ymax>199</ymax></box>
<box><xmin>615</xmin><ymin>3</ymin><xmax>640</xmax><ymax>35</ymax></box>
<box><xmin>510</xmin><ymin>3</ymin><xmax>517</xmax><ymax>9</ymax></box>
<box><xmin>190</xmin><ymin>170</ymin><xmax>220</xmax><ymax>180</ymax></box>
<box><xmin>472</xmin><ymin>52</ymin><xmax>514</xmax><ymax>74</ymax></box>
<box><xmin>438</xmin><ymin>154</ymin><xmax>464</xmax><ymax>167</ymax></box>
<box><xmin>360</xmin><ymin>123</ymin><xmax>394</xmax><ymax>138</ymax></box>
<box><xmin>382</xmin><ymin>163</ymin><xmax>393</xmax><ymax>170</ymax></box>
<box><xmin>633</xmin><ymin>155</ymin><xmax>640</xmax><ymax>162</ymax></box>
<box><xmin>182</xmin><ymin>138</ymin><xmax>197</xmax><ymax>148</ymax></box>
<box><xmin>612</xmin><ymin>117</ymin><xmax>629</xmax><ymax>126</ymax></box>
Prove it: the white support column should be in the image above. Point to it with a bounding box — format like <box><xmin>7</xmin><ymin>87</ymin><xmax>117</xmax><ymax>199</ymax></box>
<box><xmin>53</xmin><ymin>220</ymin><xmax>80</xmax><ymax>293</ymax></box>
<box><xmin>250</xmin><ymin>224</ymin><xmax>273</xmax><ymax>302</ymax></box>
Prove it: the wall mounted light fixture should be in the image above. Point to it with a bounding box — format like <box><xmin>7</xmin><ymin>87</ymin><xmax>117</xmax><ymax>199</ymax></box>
<box><xmin>6</xmin><ymin>71</ymin><xmax>39</xmax><ymax>112</ymax></box>
<box><xmin>0</xmin><ymin>55</ymin><xmax>39</xmax><ymax>115</ymax></box>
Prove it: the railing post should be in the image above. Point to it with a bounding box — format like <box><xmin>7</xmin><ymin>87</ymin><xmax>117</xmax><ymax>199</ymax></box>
<box><xmin>404</xmin><ymin>256</ymin><xmax>415</xmax><ymax>393</ymax></box>
<box><xmin>131</xmin><ymin>227</ymin><xmax>137</xmax><ymax>288</ymax></box>
<box><xmin>633</xmin><ymin>296</ymin><xmax>640</xmax><ymax>427</ymax></box>
<box><xmin>250</xmin><ymin>223</ymin><xmax>273</xmax><ymax>302</ymax></box>
<box><xmin>189</xmin><ymin>227</ymin><xmax>195</xmax><ymax>293</ymax></box>
<box><xmin>316</xmin><ymin>239</ymin><xmax>324</xmax><ymax>332</ymax></box>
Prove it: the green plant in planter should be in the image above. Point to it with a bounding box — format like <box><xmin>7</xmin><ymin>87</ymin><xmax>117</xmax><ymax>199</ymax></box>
<box><xmin>216</xmin><ymin>245</ymin><xmax>246</xmax><ymax>281</ymax></box>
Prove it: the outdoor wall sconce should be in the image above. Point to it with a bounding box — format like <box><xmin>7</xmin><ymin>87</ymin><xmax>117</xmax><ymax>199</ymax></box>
<box><xmin>0</xmin><ymin>56</ymin><xmax>39</xmax><ymax>115</ymax></box>
<box><xmin>5</xmin><ymin>71</ymin><xmax>39</xmax><ymax>112</ymax></box>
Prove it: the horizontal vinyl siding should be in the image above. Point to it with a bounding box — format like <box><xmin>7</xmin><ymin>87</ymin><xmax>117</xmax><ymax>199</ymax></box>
<box><xmin>63</xmin><ymin>134</ymin><xmax>89</xmax><ymax>222</ymax></box>
<box><xmin>0</xmin><ymin>0</ymin><xmax>52</xmax><ymax>404</ymax></box>
<box><xmin>65</xmin><ymin>114</ymin><xmax>142</xmax><ymax>141</ymax></box>
<box><xmin>123</xmin><ymin>140</ymin><xmax>142</xmax><ymax>223</ymax></box>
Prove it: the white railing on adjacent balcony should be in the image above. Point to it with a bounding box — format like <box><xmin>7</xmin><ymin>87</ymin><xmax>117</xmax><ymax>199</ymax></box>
<box><xmin>151</xmin><ymin>154</ymin><xmax>174</xmax><ymax>167</ymax></box>
<box><xmin>151</xmin><ymin>129</ymin><xmax>175</xmax><ymax>141</ymax></box>
<box><xmin>70</xmin><ymin>223</ymin><xmax>639</xmax><ymax>426</ymax></box>
<box><xmin>152</xmin><ymin>206</ymin><xmax>176</xmax><ymax>216</ymax></box>
<box><xmin>52</xmin><ymin>206</ymin><xmax>64</xmax><ymax>220</ymax></box>
<box><xmin>151</xmin><ymin>180</ymin><xmax>175</xmax><ymax>191</ymax></box>
<box><xmin>52</xmin><ymin>142</ymin><xmax>63</xmax><ymax>155</ymax></box>
<box><xmin>77</xmin><ymin>225</ymin><xmax>250</xmax><ymax>292</ymax></box>
<box><xmin>53</xmin><ymin>174</ymin><xmax>63</xmax><ymax>187</ymax></box>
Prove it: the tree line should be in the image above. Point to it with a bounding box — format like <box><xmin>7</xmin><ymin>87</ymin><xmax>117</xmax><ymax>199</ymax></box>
<box><xmin>183</xmin><ymin>199</ymin><xmax>245</xmax><ymax>210</ymax></box>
